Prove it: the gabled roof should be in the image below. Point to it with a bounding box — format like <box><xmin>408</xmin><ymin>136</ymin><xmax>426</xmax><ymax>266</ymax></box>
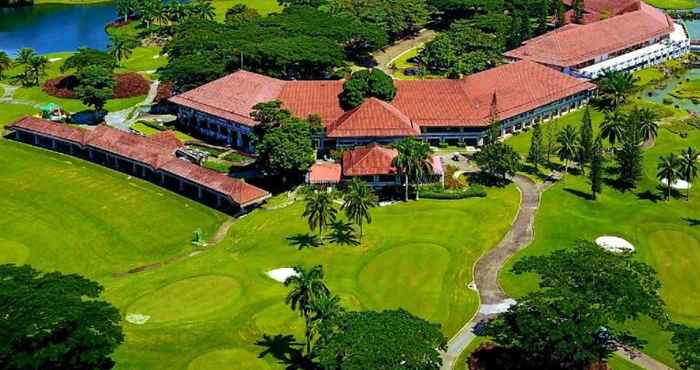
<box><xmin>505</xmin><ymin>3</ymin><xmax>674</xmax><ymax>68</ymax></box>
<box><xmin>7</xmin><ymin>117</ymin><xmax>270</xmax><ymax>207</ymax></box>
<box><xmin>326</xmin><ymin>98</ymin><xmax>420</xmax><ymax>138</ymax></box>
<box><xmin>169</xmin><ymin>70</ymin><xmax>286</xmax><ymax>126</ymax></box>
<box><xmin>342</xmin><ymin>143</ymin><xmax>399</xmax><ymax>176</ymax></box>
<box><xmin>306</xmin><ymin>162</ymin><xmax>342</xmax><ymax>184</ymax></box>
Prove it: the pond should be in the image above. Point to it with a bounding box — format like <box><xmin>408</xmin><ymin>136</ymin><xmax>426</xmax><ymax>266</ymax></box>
<box><xmin>640</xmin><ymin>68</ymin><xmax>700</xmax><ymax>112</ymax></box>
<box><xmin>0</xmin><ymin>2</ymin><xmax>116</xmax><ymax>56</ymax></box>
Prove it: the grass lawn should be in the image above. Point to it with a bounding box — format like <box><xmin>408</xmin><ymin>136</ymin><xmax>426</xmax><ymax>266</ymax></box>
<box><xmin>501</xmin><ymin>122</ymin><xmax>700</xmax><ymax>367</ymax></box>
<box><xmin>671</xmin><ymin>78</ymin><xmax>700</xmax><ymax>100</ymax></box>
<box><xmin>1</xmin><ymin>102</ymin><xmax>520</xmax><ymax>369</ymax></box>
<box><xmin>634</xmin><ymin>68</ymin><xmax>666</xmax><ymax>90</ymax></box>
<box><xmin>212</xmin><ymin>0</ymin><xmax>282</xmax><ymax>20</ymax></box>
<box><xmin>130</xmin><ymin>122</ymin><xmax>196</xmax><ymax>142</ymax></box>
<box><xmin>642</xmin><ymin>0</ymin><xmax>697</xmax><ymax>8</ymax></box>
<box><xmin>34</xmin><ymin>0</ymin><xmax>110</xmax><ymax>3</ymax></box>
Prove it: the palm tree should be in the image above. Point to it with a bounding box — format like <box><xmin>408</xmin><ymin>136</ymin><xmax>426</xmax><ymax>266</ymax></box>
<box><xmin>657</xmin><ymin>153</ymin><xmax>680</xmax><ymax>201</ymax></box>
<box><xmin>166</xmin><ymin>1</ymin><xmax>189</xmax><ymax>23</ymax></box>
<box><xmin>636</xmin><ymin>107</ymin><xmax>659</xmax><ymax>144</ymax></box>
<box><xmin>116</xmin><ymin>0</ymin><xmax>135</xmax><ymax>23</ymax></box>
<box><xmin>15</xmin><ymin>48</ymin><xmax>36</xmax><ymax>85</ymax></box>
<box><xmin>556</xmin><ymin>125</ymin><xmax>579</xmax><ymax>175</ymax></box>
<box><xmin>189</xmin><ymin>0</ymin><xmax>216</xmax><ymax>20</ymax></box>
<box><xmin>600</xmin><ymin>110</ymin><xmax>627</xmax><ymax>147</ymax></box>
<box><xmin>27</xmin><ymin>55</ymin><xmax>48</xmax><ymax>86</ymax></box>
<box><xmin>303</xmin><ymin>191</ymin><xmax>337</xmax><ymax>234</ymax></box>
<box><xmin>596</xmin><ymin>69</ymin><xmax>635</xmax><ymax>110</ymax></box>
<box><xmin>0</xmin><ymin>51</ymin><xmax>12</xmax><ymax>79</ymax></box>
<box><xmin>284</xmin><ymin>265</ymin><xmax>330</xmax><ymax>354</ymax></box>
<box><xmin>679</xmin><ymin>147</ymin><xmax>699</xmax><ymax>201</ymax></box>
<box><xmin>310</xmin><ymin>293</ymin><xmax>342</xmax><ymax>340</ymax></box>
<box><xmin>342</xmin><ymin>178</ymin><xmax>377</xmax><ymax>239</ymax></box>
<box><xmin>393</xmin><ymin>138</ymin><xmax>433</xmax><ymax>201</ymax></box>
<box><xmin>108</xmin><ymin>35</ymin><xmax>135</xmax><ymax>66</ymax></box>
<box><xmin>393</xmin><ymin>139</ymin><xmax>413</xmax><ymax>201</ymax></box>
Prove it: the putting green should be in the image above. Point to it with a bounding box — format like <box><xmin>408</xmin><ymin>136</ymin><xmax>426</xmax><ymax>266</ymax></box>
<box><xmin>358</xmin><ymin>243</ymin><xmax>450</xmax><ymax>319</ymax></box>
<box><xmin>187</xmin><ymin>349</ymin><xmax>271</xmax><ymax>370</ymax></box>
<box><xmin>128</xmin><ymin>275</ymin><xmax>241</xmax><ymax>323</ymax></box>
<box><xmin>645</xmin><ymin>230</ymin><xmax>700</xmax><ymax>320</ymax></box>
<box><xmin>253</xmin><ymin>303</ymin><xmax>301</xmax><ymax>335</ymax></box>
<box><xmin>0</xmin><ymin>239</ymin><xmax>30</xmax><ymax>264</ymax></box>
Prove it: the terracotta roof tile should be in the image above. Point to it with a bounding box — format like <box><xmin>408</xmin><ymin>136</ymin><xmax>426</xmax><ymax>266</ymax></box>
<box><xmin>342</xmin><ymin>143</ymin><xmax>398</xmax><ymax>176</ymax></box>
<box><xmin>306</xmin><ymin>162</ymin><xmax>342</xmax><ymax>183</ymax></box>
<box><xmin>505</xmin><ymin>3</ymin><xmax>674</xmax><ymax>68</ymax></box>
<box><xmin>7</xmin><ymin>116</ymin><xmax>86</xmax><ymax>144</ymax></box>
<box><xmin>326</xmin><ymin>98</ymin><xmax>420</xmax><ymax>138</ymax></box>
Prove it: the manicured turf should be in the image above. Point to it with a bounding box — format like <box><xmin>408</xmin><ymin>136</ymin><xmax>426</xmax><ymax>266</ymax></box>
<box><xmin>130</xmin><ymin>122</ymin><xmax>196</xmax><ymax>142</ymax></box>
<box><xmin>501</xmin><ymin>123</ymin><xmax>700</xmax><ymax>367</ymax></box>
<box><xmin>212</xmin><ymin>0</ymin><xmax>282</xmax><ymax>20</ymax></box>
<box><xmin>643</xmin><ymin>0</ymin><xmax>697</xmax><ymax>8</ymax></box>
<box><xmin>671</xmin><ymin>78</ymin><xmax>700</xmax><ymax>100</ymax></box>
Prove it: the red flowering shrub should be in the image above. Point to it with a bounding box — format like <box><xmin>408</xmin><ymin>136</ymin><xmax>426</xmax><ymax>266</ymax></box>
<box><xmin>113</xmin><ymin>73</ymin><xmax>150</xmax><ymax>98</ymax></box>
<box><xmin>154</xmin><ymin>82</ymin><xmax>174</xmax><ymax>103</ymax></box>
<box><xmin>43</xmin><ymin>73</ymin><xmax>149</xmax><ymax>99</ymax></box>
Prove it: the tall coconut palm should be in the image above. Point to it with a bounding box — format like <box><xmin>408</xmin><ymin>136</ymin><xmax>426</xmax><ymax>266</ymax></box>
<box><xmin>116</xmin><ymin>0</ymin><xmax>135</xmax><ymax>23</ymax></box>
<box><xmin>108</xmin><ymin>35</ymin><xmax>135</xmax><ymax>66</ymax></box>
<box><xmin>679</xmin><ymin>147</ymin><xmax>699</xmax><ymax>201</ymax></box>
<box><xmin>303</xmin><ymin>191</ymin><xmax>337</xmax><ymax>234</ymax></box>
<box><xmin>596</xmin><ymin>69</ymin><xmax>635</xmax><ymax>110</ymax></box>
<box><xmin>556</xmin><ymin>125</ymin><xmax>579</xmax><ymax>175</ymax></box>
<box><xmin>284</xmin><ymin>265</ymin><xmax>330</xmax><ymax>354</ymax></box>
<box><xmin>166</xmin><ymin>1</ymin><xmax>189</xmax><ymax>23</ymax></box>
<box><xmin>342</xmin><ymin>178</ymin><xmax>377</xmax><ymax>240</ymax></box>
<box><xmin>600</xmin><ymin>110</ymin><xmax>627</xmax><ymax>147</ymax></box>
<box><xmin>393</xmin><ymin>139</ymin><xmax>413</xmax><ymax>201</ymax></box>
<box><xmin>189</xmin><ymin>0</ymin><xmax>216</xmax><ymax>20</ymax></box>
<box><xmin>409</xmin><ymin>140</ymin><xmax>433</xmax><ymax>200</ymax></box>
<box><xmin>0</xmin><ymin>51</ymin><xmax>12</xmax><ymax>79</ymax></box>
<box><xmin>15</xmin><ymin>48</ymin><xmax>36</xmax><ymax>86</ymax></box>
<box><xmin>657</xmin><ymin>153</ymin><xmax>680</xmax><ymax>201</ymax></box>
<box><xmin>26</xmin><ymin>55</ymin><xmax>48</xmax><ymax>86</ymax></box>
<box><xmin>393</xmin><ymin>138</ymin><xmax>432</xmax><ymax>201</ymax></box>
<box><xmin>636</xmin><ymin>107</ymin><xmax>659</xmax><ymax>144</ymax></box>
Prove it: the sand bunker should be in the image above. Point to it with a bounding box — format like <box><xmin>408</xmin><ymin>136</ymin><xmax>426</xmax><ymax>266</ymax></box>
<box><xmin>267</xmin><ymin>268</ymin><xmax>298</xmax><ymax>283</ymax></box>
<box><xmin>595</xmin><ymin>236</ymin><xmax>635</xmax><ymax>253</ymax></box>
<box><xmin>480</xmin><ymin>299</ymin><xmax>517</xmax><ymax>315</ymax></box>
<box><xmin>125</xmin><ymin>313</ymin><xmax>151</xmax><ymax>325</ymax></box>
<box><xmin>660</xmin><ymin>178</ymin><xmax>692</xmax><ymax>190</ymax></box>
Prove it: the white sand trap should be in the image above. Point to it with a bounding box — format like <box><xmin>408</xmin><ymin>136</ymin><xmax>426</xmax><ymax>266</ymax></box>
<box><xmin>267</xmin><ymin>268</ymin><xmax>298</xmax><ymax>283</ymax></box>
<box><xmin>480</xmin><ymin>299</ymin><xmax>516</xmax><ymax>315</ymax></box>
<box><xmin>660</xmin><ymin>178</ymin><xmax>691</xmax><ymax>190</ymax></box>
<box><xmin>125</xmin><ymin>313</ymin><xmax>150</xmax><ymax>325</ymax></box>
<box><xmin>596</xmin><ymin>236</ymin><xmax>635</xmax><ymax>253</ymax></box>
<box><xmin>48</xmin><ymin>57</ymin><xmax>63</xmax><ymax>62</ymax></box>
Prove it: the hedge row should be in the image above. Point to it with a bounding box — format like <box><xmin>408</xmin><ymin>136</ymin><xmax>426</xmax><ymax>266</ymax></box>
<box><xmin>419</xmin><ymin>185</ymin><xmax>487</xmax><ymax>199</ymax></box>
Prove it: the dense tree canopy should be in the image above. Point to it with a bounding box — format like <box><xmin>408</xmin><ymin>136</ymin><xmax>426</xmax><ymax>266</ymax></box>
<box><xmin>74</xmin><ymin>65</ymin><xmax>116</xmax><ymax>112</ymax></box>
<box><xmin>340</xmin><ymin>69</ymin><xmax>396</xmax><ymax>109</ymax></box>
<box><xmin>317</xmin><ymin>309</ymin><xmax>447</xmax><ymax>370</ymax></box>
<box><xmin>473</xmin><ymin>142</ymin><xmax>521</xmax><ymax>183</ymax></box>
<box><xmin>0</xmin><ymin>264</ymin><xmax>123</xmax><ymax>370</ymax></box>
<box><xmin>328</xmin><ymin>0</ymin><xmax>431</xmax><ymax>42</ymax></box>
<box><xmin>61</xmin><ymin>47</ymin><xmax>115</xmax><ymax>73</ymax></box>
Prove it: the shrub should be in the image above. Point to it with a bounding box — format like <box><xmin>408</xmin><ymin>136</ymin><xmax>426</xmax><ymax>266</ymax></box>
<box><xmin>662</xmin><ymin>97</ymin><xmax>673</xmax><ymax>105</ymax></box>
<box><xmin>444</xmin><ymin>165</ymin><xmax>468</xmax><ymax>190</ymax></box>
<box><xmin>419</xmin><ymin>184</ymin><xmax>487</xmax><ymax>199</ymax></box>
<box><xmin>113</xmin><ymin>73</ymin><xmax>149</xmax><ymax>98</ymax></box>
<box><xmin>438</xmin><ymin>141</ymin><xmax>449</xmax><ymax>148</ymax></box>
<box><xmin>42</xmin><ymin>75</ymin><xmax>79</xmax><ymax>98</ymax></box>
<box><xmin>154</xmin><ymin>82</ymin><xmax>174</xmax><ymax>103</ymax></box>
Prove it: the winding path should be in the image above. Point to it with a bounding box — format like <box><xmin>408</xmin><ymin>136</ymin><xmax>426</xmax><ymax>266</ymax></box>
<box><xmin>440</xmin><ymin>175</ymin><xmax>673</xmax><ymax>370</ymax></box>
<box><xmin>373</xmin><ymin>29</ymin><xmax>436</xmax><ymax>71</ymax></box>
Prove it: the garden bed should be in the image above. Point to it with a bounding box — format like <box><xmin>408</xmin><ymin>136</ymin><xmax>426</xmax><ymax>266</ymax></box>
<box><xmin>42</xmin><ymin>72</ymin><xmax>149</xmax><ymax>99</ymax></box>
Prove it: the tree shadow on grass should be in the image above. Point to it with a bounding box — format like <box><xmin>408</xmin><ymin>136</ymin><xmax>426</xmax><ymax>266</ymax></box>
<box><xmin>563</xmin><ymin>188</ymin><xmax>593</xmax><ymax>201</ymax></box>
<box><xmin>636</xmin><ymin>189</ymin><xmax>663</xmax><ymax>203</ymax></box>
<box><xmin>286</xmin><ymin>233</ymin><xmax>323</xmax><ymax>250</ymax></box>
<box><xmin>256</xmin><ymin>334</ymin><xmax>315</xmax><ymax>370</ymax></box>
<box><xmin>682</xmin><ymin>217</ymin><xmax>700</xmax><ymax>227</ymax></box>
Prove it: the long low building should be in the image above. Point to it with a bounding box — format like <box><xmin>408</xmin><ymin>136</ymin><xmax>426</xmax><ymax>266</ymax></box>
<box><xmin>169</xmin><ymin>60</ymin><xmax>596</xmax><ymax>152</ymax></box>
<box><xmin>505</xmin><ymin>1</ymin><xmax>690</xmax><ymax>79</ymax></box>
<box><xmin>5</xmin><ymin>116</ymin><xmax>271</xmax><ymax>212</ymax></box>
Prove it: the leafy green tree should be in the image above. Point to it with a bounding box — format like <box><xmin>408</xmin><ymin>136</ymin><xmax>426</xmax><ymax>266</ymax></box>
<box><xmin>670</xmin><ymin>324</ymin><xmax>700</xmax><ymax>370</ymax></box>
<box><xmin>250</xmin><ymin>100</ymin><xmax>293</xmax><ymax>137</ymax></box>
<box><xmin>108</xmin><ymin>34</ymin><xmax>136</xmax><ymax>66</ymax></box>
<box><xmin>368</xmin><ymin>69</ymin><xmax>396</xmax><ymax>101</ymax></box>
<box><xmin>61</xmin><ymin>47</ymin><xmax>115</xmax><ymax>73</ymax></box>
<box><xmin>600</xmin><ymin>109</ymin><xmax>627</xmax><ymax>147</ymax></box>
<box><xmin>159</xmin><ymin>52</ymin><xmax>226</xmax><ymax>92</ymax></box>
<box><xmin>590</xmin><ymin>136</ymin><xmax>604</xmax><ymax>200</ymax></box>
<box><xmin>657</xmin><ymin>153</ymin><xmax>681</xmax><ymax>201</ymax></box>
<box><xmin>328</xmin><ymin>0</ymin><xmax>430</xmax><ymax>41</ymax></box>
<box><xmin>303</xmin><ymin>191</ymin><xmax>338</xmax><ymax>234</ymax></box>
<box><xmin>679</xmin><ymin>147</ymin><xmax>699</xmax><ymax>201</ymax></box>
<box><xmin>342</xmin><ymin>178</ymin><xmax>377</xmax><ymax>239</ymax></box>
<box><xmin>255</xmin><ymin>118</ymin><xmax>316</xmax><ymax>182</ymax></box>
<box><xmin>554</xmin><ymin>0</ymin><xmax>566</xmax><ymax>27</ymax></box>
<box><xmin>633</xmin><ymin>106</ymin><xmax>659</xmax><ymax>144</ymax></box>
<box><xmin>138</xmin><ymin>0</ymin><xmax>164</xmax><ymax>29</ymax></box>
<box><xmin>324</xmin><ymin>220</ymin><xmax>360</xmax><ymax>246</ymax></box>
<box><xmin>165</xmin><ymin>1</ymin><xmax>191</xmax><ymax>23</ymax></box>
<box><xmin>473</xmin><ymin>142</ymin><xmax>521</xmax><ymax>184</ymax></box>
<box><xmin>536</xmin><ymin>0</ymin><xmax>550</xmax><ymax>34</ymax></box>
<box><xmin>527</xmin><ymin>124</ymin><xmax>545</xmax><ymax>171</ymax></box>
<box><xmin>279</xmin><ymin>0</ymin><xmax>327</xmax><ymax>6</ymax></box>
<box><xmin>340</xmin><ymin>69</ymin><xmax>395</xmax><ymax>109</ymax></box>
<box><xmin>74</xmin><ymin>65</ymin><xmax>115</xmax><ymax>112</ymax></box>
<box><xmin>225</xmin><ymin>3</ymin><xmax>260</xmax><ymax>25</ymax></box>
<box><xmin>26</xmin><ymin>55</ymin><xmax>48</xmax><ymax>86</ymax></box>
<box><xmin>572</xmin><ymin>0</ymin><xmax>584</xmax><ymax>23</ymax></box>
<box><xmin>284</xmin><ymin>265</ymin><xmax>330</xmax><ymax>354</ymax></box>
<box><xmin>317</xmin><ymin>309</ymin><xmax>447</xmax><ymax>370</ymax></box>
<box><xmin>594</xmin><ymin>70</ymin><xmax>636</xmax><ymax>110</ymax></box>
<box><xmin>578</xmin><ymin>107</ymin><xmax>594</xmax><ymax>167</ymax></box>
<box><xmin>556</xmin><ymin>124</ymin><xmax>579</xmax><ymax>175</ymax></box>
<box><xmin>15</xmin><ymin>47</ymin><xmax>36</xmax><ymax>86</ymax></box>
<box><xmin>0</xmin><ymin>264</ymin><xmax>123</xmax><ymax>369</ymax></box>
<box><xmin>0</xmin><ymin>51</ymin><xmax>12</xmax><ymax>79</ymax></box>
<box><xmin>483</xmin><ymin>241</ymin><xmax>667</xmax><ymax>369</ymax></box>
<box><xmin>543</xmin><ymin>122</ymin><xmax>558</xmax><ymax>163</ymax></box>
<box><xmin>116</xmin><ymin>0</ymin><xmax>136</xmax><ymax>22</ymax></box>
<box><xmin>615</xmin><ymin>120</ymin><xmax>643</xmax><ymax>191</ymax></box>
<box><xmin>188</xmin><ymin>0</ymin><xmax>216</xmax><ymax>20</ymax></box>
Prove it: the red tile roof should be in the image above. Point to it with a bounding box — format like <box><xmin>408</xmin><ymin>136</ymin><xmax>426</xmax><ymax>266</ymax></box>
<box><xmin>169</xmin><ymin>70</ymin><xmax>286</xmax><ymax>126</ymax></box>
<box><xmin>326</xmin><ymin>98</ymin><xmax>420</xmax><ymax>138</ymax></box>
<box><xmin>7</xmin><ymin>117</ymin><xmax>270</xmax><ymax>206</ymax></box>
<box><xmin>342</xmin><ymin>143</ymin><xmax>399</xmax><ymax>176</ymax></box>
<box><xmin>306</xmin><ymin>162</ymin><xmax>342</xmax><ymax>184</ymax></box>
<box><xmin>170</xmin><ymin>61</ymin><xmax>594</xmax><ymax>135</ymax></box>
<box><xmin>505</xmin><ymin>3</ymin><xmax>674</xmax><ymax>68</ymax></box>
<box><xmin>563</xmin><ymin>0</ymin><xmax>641</xmax><ymax>20</ymax></box>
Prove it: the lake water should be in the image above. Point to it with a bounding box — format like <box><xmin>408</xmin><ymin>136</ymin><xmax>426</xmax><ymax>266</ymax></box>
<box><xmin>0</xmin><ymin>2</ymin><xmax>116</xmax><ymax>56</ymax></box>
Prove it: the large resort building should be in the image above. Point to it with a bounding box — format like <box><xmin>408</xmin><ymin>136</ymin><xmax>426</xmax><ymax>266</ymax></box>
<box><xmin>5</xmin><ymin>117</ymin><xmax>271</xmax><ymax>213</ymax></box>
<box><xmin>505</xmin><ymin>0</ymin><xmax>690</xmax><ymax>79</ymax></box>
<box><xmin>169</xmin><ymin>60</ymin><xmax>596</xmax><ymax>152</ymax></box>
